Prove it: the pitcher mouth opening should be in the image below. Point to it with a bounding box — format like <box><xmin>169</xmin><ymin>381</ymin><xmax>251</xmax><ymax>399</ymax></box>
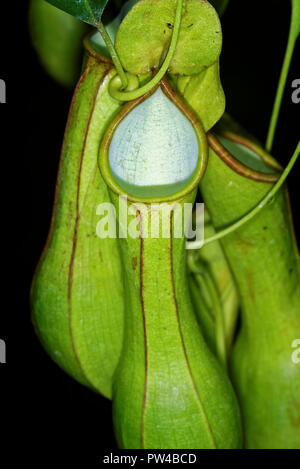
<box><xmin>208</xmin><ymin>132</ymin><xmax>282</xmax><ymax>184</ymax></box>
<box><xmin>99</xmin><ymin>76</ymin><xmax>209</xmax><ymax>204</ymax></box>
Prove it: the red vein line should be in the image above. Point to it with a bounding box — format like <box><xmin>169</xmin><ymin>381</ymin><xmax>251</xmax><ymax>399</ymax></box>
<box><xmin>30</xmin><ymin>69</ymin><xmax>89</xmax><ymax>297</ymax></box>
<box><xmin>67</xmin><ymin>70</ymin><xmax>110</xmax><ymax>389</ymax></box>
<box><xmin>169</xmin><ymin>214</ymin><xmax>217</xmax><ymax>448</ymax></box>
<box><xmin>139</xmin><ymin>212</ymin><xmax>148</xmax><ymax>449</ymax></box>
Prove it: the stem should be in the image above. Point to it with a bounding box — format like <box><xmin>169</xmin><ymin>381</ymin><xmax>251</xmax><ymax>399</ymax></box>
<box><xmin>187</xmin><ymin>140</ymin><xmax>300</xmax><ymax>250</ymax></box>
<box><xmin>97</xmin><ymin>21</ymin><xmax>128</xmax><ymax>89</ymax></box>
<box><xmin>266</xmin><ymin>2</ymin><xmax>299</xmax><ymax>152</ymax></box>
<box><xmin>109</xmin><ymin>0</ymin><xmax>184</xmax><ymax>101</ymax></box>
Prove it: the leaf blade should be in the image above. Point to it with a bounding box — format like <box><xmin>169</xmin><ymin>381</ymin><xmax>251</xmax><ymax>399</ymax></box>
<box><xmin>45</xmin><ymin>0</ymin><xmax>109</xmax><ymax>27</ymax></box>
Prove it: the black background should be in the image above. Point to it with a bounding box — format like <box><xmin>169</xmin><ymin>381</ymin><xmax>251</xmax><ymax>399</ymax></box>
<box><xmin>0</xmin><ymin>0</ymin><xmax>299</xmax><ymax>462</ymax></box>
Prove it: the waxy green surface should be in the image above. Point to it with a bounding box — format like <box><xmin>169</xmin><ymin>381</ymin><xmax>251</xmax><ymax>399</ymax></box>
<box><xmin>175</xmin><ymin>61</ymin><xmax>225</xmax><ymax>131</ymax></box>
<box><xmin>31</xmin><ymin>49</ymin><xmax>125</xmax><ymax>398</ymax></box>
<box><xmin>115</xmin><ymin>0</ymin><xmax>222</xmax><ymax>76</ymax></box>
<box><xmin>200</xmin><ymin>135</ymin><xmax>300</xmax><ymax>448</ymax></box>
<box><xmin>108</xmin><ymin>192</ymin><xmax>242</xmax><ymax>449</ymax></box>
<box><xmin>95</xmin><ymin>70</ymin><xmax>242</xmax><ymax>447</ymax></box>
<box><xmin>97</xmin><ymin>79</ymin><xmax>242</xmax><ymax>447</ymax></box>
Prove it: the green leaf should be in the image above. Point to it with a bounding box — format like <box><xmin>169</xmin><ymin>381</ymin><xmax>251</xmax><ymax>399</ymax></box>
<box><xmin>45</xmin><ymin>0</ymin><xmax>129</xmax><ymax>87</ymax></box>
<box><xmin>45</xmin><ymin>0</ymin><xmax>109</xmax><ymax>27</ymax></box>
<box><xmin>116</xmin><ymin>0</ymin><xmax>222</xmax><ymax>76</ymax></box>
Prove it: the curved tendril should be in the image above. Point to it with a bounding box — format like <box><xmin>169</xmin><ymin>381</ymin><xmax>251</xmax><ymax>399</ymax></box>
<box><xmin>109</xmin><ymin>0</ymin><xmax>184</xmax><ymax>101</ymax></box>
<box><xmin>97</xmin><ymin>21</ymin><xmax>128</xmax><ymax>89</ymax></box>
<box><xmin>266</xmin><ymin>1</ymin><xmax>299</xmax><ymax>152</ymax></box>
<box><xmin>187</xmin><ymin>140</ymin><xmax>300</xmax><ymax>250</ymax></box>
